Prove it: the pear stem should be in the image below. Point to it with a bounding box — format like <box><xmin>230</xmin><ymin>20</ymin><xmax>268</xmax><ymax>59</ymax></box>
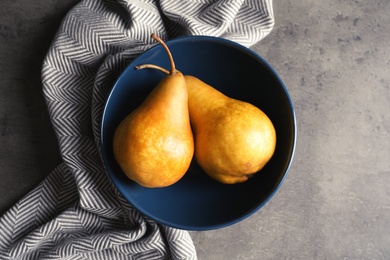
<box><xmin>151</xmin><ymin>33</ymin><xmax>176</xmax><ymax>75</ymax></box>
<box><xmin>135</xmin><ymin>64</ymin><xmax>170</xmax><ymax>75</ymax></box>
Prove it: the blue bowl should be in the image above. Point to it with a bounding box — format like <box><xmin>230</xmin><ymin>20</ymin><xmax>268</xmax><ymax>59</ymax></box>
<box><xmin>101</xmin><ymin>36</ymin><xmax>296</xmax><ymax>231</ymax></box>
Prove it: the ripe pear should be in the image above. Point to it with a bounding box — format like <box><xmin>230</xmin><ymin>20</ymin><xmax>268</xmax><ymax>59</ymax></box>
<box><xmin>185</xmin><ymin>75</ymin><xmax>276</xmax><ymax>184</ymax></box>
<box><xmin>113</xmin><ymin>34</ymin><xmax>194</xmax><ymax>188</ymax></box>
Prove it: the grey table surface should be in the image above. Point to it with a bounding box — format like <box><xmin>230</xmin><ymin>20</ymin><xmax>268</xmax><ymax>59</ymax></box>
<box><xmin>1</xmin><ymin>0</ymin><xmax>389</xmax><ymax>259</ymax></box>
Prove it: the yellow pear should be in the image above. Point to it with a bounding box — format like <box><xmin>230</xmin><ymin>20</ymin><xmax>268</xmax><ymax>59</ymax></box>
<box><xmin>113</xmin><ymin>34</ymin><xmax>194</xmax><ymax>188</ymax></box>
<box><xmin>185</xmin><ymin>75</ymin><xmax>276</xmax><ymax>184</ymax></box>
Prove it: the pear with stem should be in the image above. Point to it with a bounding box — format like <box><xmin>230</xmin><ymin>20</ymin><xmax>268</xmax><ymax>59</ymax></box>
<box><xmin>113</xmin><ymin>34</ymin><xmax>194</xmax><ymax>188</ymax></box>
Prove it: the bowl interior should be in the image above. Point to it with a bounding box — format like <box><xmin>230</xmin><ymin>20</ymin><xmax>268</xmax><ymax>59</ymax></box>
<box><xmin>101</xmin><ymin>36</ymin><xmax>296</xmax><ymax>230</ymax></box>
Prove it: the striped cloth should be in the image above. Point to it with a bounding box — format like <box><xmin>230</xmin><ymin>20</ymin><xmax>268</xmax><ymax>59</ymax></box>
<box><xmin>0</xmin><ymin>0</ymin><xmax>274</xmax><ymax>259</ymax></box>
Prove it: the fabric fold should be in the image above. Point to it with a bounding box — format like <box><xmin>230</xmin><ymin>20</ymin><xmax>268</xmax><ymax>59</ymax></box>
<box><xmin>0</xmin><ymin>0</ymin><xmax>274</xmax><ymax>259</ymax></box>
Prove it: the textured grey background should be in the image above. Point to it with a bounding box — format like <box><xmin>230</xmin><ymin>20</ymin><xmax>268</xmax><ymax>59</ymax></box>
<box><xmin>1</xmin><ymin>0</ymin><xmax>389</xmax><ymax>259</ymax></box>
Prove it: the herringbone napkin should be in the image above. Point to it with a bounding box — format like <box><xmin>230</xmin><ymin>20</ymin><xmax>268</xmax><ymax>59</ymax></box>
<box><xmin>0</xmin><ymin>0</ymin><xmax>274</xmax><ymax>259</ymax></box>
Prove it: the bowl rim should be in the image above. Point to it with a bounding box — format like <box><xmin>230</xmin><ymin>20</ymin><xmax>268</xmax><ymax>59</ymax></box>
<box><xmin>100</xmin><ymin>35</ymin><xmax>297</xmax><ymax>230</ymax></box>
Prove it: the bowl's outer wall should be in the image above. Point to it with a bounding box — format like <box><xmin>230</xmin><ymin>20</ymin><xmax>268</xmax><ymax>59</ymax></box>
<box><xmin>101</xmin><ymin>36</ymin><xmax>296</xmax><ymax>230</ymax></box>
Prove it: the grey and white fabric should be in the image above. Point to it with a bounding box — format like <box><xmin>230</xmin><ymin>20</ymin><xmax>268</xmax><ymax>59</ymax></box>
<box><xmin>0</xmin><ymin>0</ymin><xmax>274</xmax><ymax>259</ymax></box>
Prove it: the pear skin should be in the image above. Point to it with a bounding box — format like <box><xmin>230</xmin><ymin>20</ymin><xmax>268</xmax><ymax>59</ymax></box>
<box><xmin>113</xmin><ymin>34</ymin><xmax>194</xmax><ymax>188</ymax></box>
<box><xmin>185</xmin><ymin>75</ymin><xmax>276</xmax><ymax>184</ymax></box>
